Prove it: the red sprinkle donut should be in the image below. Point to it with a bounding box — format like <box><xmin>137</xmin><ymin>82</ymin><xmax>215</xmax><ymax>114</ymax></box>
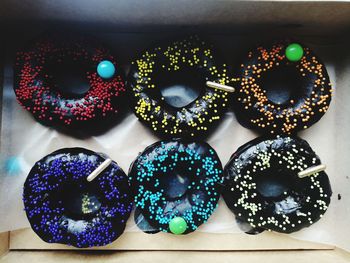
<box><xmin>14</xmin><ymin>33</ymin><xmax>126</xmax><ymax>130</ymax></box>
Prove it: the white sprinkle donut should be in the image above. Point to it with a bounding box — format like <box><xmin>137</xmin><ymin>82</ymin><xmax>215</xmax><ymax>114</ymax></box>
<box><xmin>222</xmin><ymin>136</ymin><xmax>332</xmax><ymax>234</ymax></box>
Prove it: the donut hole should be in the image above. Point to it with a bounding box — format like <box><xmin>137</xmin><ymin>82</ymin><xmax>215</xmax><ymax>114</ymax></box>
<box><xmin>256</xmin><ymin>171</ymin><xmax>292</xmax><ymax>200</ymax></box>
<box><xmin>259</xmin><ymin>66</ymin><xmax>304</xmax><ymax>105</ymax></box>
<box><xmin>158</xmin><ymin>169</ymin><xmax>191</xmax><ymax>200</ymax></box>
<box><xmin>59</xmin><ymin>184</ymin><xmax>102</xmax><ymax>220</ymax></box>
<box><xmin>45</xmin><ymin>60</ymin><xmax>90</xmax><ymax>99</ymax></box>
<box><xmin>155</xmin><ymin>68</ymin><xmax>205</xmax><ymax>108</ymax></box>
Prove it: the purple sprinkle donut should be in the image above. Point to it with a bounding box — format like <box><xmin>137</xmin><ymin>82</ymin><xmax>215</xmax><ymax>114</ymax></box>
<box><xmin>23</xmin><ymin>148</ymin><xmax>132</xmax><ymax>248</ymax></box>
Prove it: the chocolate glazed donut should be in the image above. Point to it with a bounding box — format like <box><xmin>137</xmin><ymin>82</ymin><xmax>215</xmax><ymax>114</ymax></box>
<box><xmin>222</xmin><ymin>136</ymin><xmax>332</xmax><ymax>234</ymax></box>
<box><xmin>233</xmin><ymin>41</ymin><xmax>332</xmax><ymax>134</ymax></box>
<box><xmin>129</xmin><ymin>139</ymin><xmax>223</xmax><ymax>234</ymax></box>
<box><xmin>128</xmin><ymin>35</ymin><xmax>230</xmax><ymax>138</ymax></box>
<box><xmin>23</xmin><ymin>148</ymin><xmax>132</xmax><ymax>248</ymax></box>
<box><xmin>14</xmin><ymin>33</ymin><xmax>126</xmax><ymax>132</ymax></box>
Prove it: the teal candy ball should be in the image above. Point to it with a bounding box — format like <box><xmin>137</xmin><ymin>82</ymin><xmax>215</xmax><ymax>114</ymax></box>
<box><xmin>97</xmin><ymin>60</ymin><xmax>115</xmax><ymax>79</ymax></box>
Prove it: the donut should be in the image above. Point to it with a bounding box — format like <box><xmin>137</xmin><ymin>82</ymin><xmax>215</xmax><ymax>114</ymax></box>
<box><xmin>14</xmin><ymin>33</ymin><xmax>126</xmax><ymax>131</ymax></box>
<box><xmin>233</xmin><ymin>41</ymin><xmax>332</xmax><ymax>134</ymax></box>
<box><xmin>23</xmin><ymin>148</ymin><xmax>132</xmax><ymax>248</ymax></box>
<box><xmin>129</xmin><ymin>139</ymin><xmax>223</xmax><ymax>234</ymax></box>
<box><xmin>127</xmin><ymin>35</ymin><xmax>230</xmax><ymax>138</ymax></box>
<box><xmin>222</xmin><ymin>136</ymin><xmax>332</xmax><ymax>234</ymax></box>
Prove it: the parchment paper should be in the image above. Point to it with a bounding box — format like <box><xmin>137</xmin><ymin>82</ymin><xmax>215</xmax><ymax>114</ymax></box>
<box><xmin>0</xmin><ymin>33</ymin><xmax>349</xmax><ymax>250</ymax></box>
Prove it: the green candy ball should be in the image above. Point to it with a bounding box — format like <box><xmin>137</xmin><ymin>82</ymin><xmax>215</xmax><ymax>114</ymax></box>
<box><xmin>169</xmin><ymin>217</ymin><xmax>187</xmax><ymax>235</ymax></box>
<box><xmin>285</xmin><ymin>43</ymin><xmax>304</xmax><ymax>62</ymax></box>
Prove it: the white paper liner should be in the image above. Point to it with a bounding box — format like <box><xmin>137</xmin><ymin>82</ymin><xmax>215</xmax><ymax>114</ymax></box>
<box><xmin>0</xmin><ymin>34</ymin><xmax>349</xmax><ymax>250</ymax></box>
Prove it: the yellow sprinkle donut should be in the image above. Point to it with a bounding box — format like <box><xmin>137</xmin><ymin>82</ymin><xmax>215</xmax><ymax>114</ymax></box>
<box><xmin>128</xmin><ymin>35</ymin><xmax>230</xmax><ymax>138</ymax></box>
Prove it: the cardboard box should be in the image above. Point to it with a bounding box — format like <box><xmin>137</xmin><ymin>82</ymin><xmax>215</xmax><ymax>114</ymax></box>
<box><xmin>1</xmin><ymin>0</ymin><xmax>350</xmax><ymax>261</ymax></box>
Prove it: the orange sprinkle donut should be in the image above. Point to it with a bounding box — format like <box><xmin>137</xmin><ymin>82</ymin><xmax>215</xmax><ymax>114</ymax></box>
<box><xmin>233</xmin><ymin>41</ymin><xmax>332</xmax><ymax>134</ymax></box>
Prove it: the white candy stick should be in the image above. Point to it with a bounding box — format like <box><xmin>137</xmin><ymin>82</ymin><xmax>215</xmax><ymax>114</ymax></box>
<box><xmin>298</xmin><ymin>164</ymin><xmax>326</xmax><ymax>178</ymax></box>
<box><xmin>206</xmin><ymin>81</ymin><xmax>235</xmax><ymax>93</ymax></box>
<box><xmin>87</xmin><ymin>159</ymin><xmax>112</xmax><ymax>182</ymax></box>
